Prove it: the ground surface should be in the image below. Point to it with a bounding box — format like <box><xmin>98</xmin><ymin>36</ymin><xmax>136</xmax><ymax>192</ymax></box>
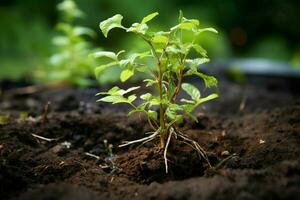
<box><xmin>0</xmin><ymin>75</ymin><xmax>299</xmax><ymax>200</ymax></box>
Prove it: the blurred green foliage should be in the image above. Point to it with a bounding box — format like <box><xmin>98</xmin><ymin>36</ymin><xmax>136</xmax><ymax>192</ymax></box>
<box><xmin>0</xmin><ymin>0</ymin><xmax>299</xmax><ymax>81</ymax></box>
<box><xmin>35</xmin><ymin>0</ymin><xmax>97</xmax><ymax>86</ymax></box>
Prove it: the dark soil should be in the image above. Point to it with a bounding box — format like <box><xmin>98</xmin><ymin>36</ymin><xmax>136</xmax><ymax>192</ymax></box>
<box><xmin>0</xmin><ymin>76</ymin><xmax>299</xmax><ymax>200</ymax></box>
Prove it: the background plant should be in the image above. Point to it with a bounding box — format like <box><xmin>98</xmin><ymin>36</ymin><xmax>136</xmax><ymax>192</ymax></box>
<box><xmin>94</xmin><ymin>11</ymin><xmax>219</xmax><ymax>172</ymax></box>
<box><xmin>35</xmin><ymin>0</ymin><xmax>97</xmax><ymax>86</ymax></box>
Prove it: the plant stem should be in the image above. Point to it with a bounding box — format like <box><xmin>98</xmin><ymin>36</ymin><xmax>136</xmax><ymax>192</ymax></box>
<box><xmin>158</xmin><ymin>60</ymin><xmax>166</xmax><ymax>148</ymax></box>
<box><xmin>171</xmin><ymin>69</ymin><xmax>184</xmax><ymax>102</ymax></box>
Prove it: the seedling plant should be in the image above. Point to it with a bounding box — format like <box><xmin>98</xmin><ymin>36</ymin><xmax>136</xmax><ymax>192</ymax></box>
<box><xmin>38</xmin><ymin>0</ymin><xmax>97</xmax><ymax>86</ymax></box>
<box><xmin>94</xmin><ymin>11</ymin><xmax>219</xmax><ymax>173</ymax></box>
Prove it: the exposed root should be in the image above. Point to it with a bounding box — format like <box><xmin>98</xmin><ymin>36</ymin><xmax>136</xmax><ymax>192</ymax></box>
<box><xmin>118</xmin><ymin>130</ymin><xmax>159</xmax><ymax>147</ymax></box>
<box><xmin>175</xmin><ymin>129</ymin><xmax>211</xmax><ymax>168</ymax></box>
<box><xmin>31</xmin><ymin>133</ymin><xmax>60</xmax><ymax>142</ymax></box>
<box><xmin>118</xmin><ymin>126</ymin><xmax>211</xmax><ymax>173</ymax></box>
<box><xmin>164</xmin><ymin>127</ymin><xmax>173</xmax><ymax>173</ymax></box>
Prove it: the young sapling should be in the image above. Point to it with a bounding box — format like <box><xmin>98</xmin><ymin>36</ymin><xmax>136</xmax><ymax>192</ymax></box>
<box><xmin>94</xmin><ymin>11</ymin><xmax>219</xmax><ymax>173</ymax></box>
<box><xmin>36</xmin><ymin>0</ymin><xmax>97</xmax><ymax>86</ymax></box>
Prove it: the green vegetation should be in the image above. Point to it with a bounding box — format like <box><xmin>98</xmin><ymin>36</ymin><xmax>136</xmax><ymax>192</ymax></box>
<box><xmin>94</xmin><ymin>11</ymin><xmax>219</xmax><ymax>172</ymax></box>
<box><xmin>35</xmin><ymin>0</ymin><xmax>97</xmax><ymax>86</ymax></box>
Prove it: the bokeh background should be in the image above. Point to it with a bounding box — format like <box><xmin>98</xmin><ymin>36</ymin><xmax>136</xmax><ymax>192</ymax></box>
<box><xmin>1</xmin><ymin>0</ymin><xmax>300</xmax><ymax>81</ymax></box>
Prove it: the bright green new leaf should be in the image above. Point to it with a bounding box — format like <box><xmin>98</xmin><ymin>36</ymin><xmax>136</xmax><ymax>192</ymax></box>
<box><xmin>182</xmin><ymin>83</ymin><xmax>201</xmax><ymax>100</ymax></box>
<box><xmin>98</xmin><ymin>95</ymin><xmax>127</xmax><ymax>104</ymax></box>
<box><xmin>197</xmin><ymin>93</ymin><xmax>218</xmax><ymax>104</ymax></box>
<box><xmin>141</xmin><ymin>12</ymin><xmax>159</xmax><ymax>24</ymax></box>
<box><xmin>197</xmin><ymin>28</ymin><xmax>218</xmax><ymax>35</ymax></box>
<box><xmin>100</xmin><ymin>14</ymin><xmax>125</xmax><ymax>37</ymax></box>
<box><xmin>127</xmin><ymin>23</ymin><xmax>148</xmax><ymax>34</ymax></box>
<box><xmin>120</xmin><ymin>69</ymin><xmax>134</xmax><ymax>82</ymax></box>
<box><xmin>152</xmin><ymin>35</ymin><xmax>169</xmax><ymax>44</ymax></box>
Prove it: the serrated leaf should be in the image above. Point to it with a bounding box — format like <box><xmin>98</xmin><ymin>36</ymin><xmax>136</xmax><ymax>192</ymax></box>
<box><xmin>141</xmin><ymin>12</ymin><xmax>159</xmax><ymax>24</ymax></box>
<box><xmin>120</xmin><ymin>69</ymin><xmax>134</xmax><ymax>82</ymax></box>
<box><xmin>182</xmin><ymin>83</ymin><xmax>201</xmax><ymax>100</ymax></box>
<box><xmin>100</xmin><ymin>14</ymin><xmax>125</xmax><ymax>37</ymax></box>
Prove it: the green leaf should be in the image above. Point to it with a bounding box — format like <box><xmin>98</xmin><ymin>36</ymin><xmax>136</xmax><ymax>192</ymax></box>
<box><xmin>98</xmin><ymin>95</ymin><xmax>128</xmax><ymax>104</ymax></box>
<box><xmin>123</xmin><ymin>86</ymin><xmax>140</xmax><ymax>94</ymax></box>
<box><xmin>182</xmin><ymin>83</ymin><xmax>201</xmax><ymax>100</ymax></box>
<box><xmin>185</xmin><ymin>58</ymin><xmax>210</xmax><ymax>69</ymax></box>
<box><xmin>152</xmin><ymin>35</ymin><xmax>168</xmax><ymax>44</ymax></box>
<box><xmin>140</xmin><ymin>93</ymin><xmax>152</xmax><ymax>101</ymax></box>
<box><xmin>128</xmin><ymin>94</ymin><xmax>137</xmax><ymax>103</ymax></box>
<box><xmin>192</xmin><ymin>44</ymin><xmax>207</xmax><ymax>57</ymax></box>
<box><xmin>193</xmin><ymin>71</ymin><xmax>218</xmax><ymax>88</ymax></box>
<box><xmin>166</xmin><ymin>104</ymin><xmax>183</xmax><ymax>121</ymax></box>
<box><xmin>120</xmin><ymin>69</ymin><xmax>134</xmax><ymax>82</ymax></box>
<box><xmin>95</xmin><ymin>62</ymin><xmax>118</xmax><ymax>78</ymax></box>
<box><xmin>143</xmin><ymin>79</ymin><xmax>157</xmax><ymax>87</ymax></box>
<box><xmin>97</xmin><ymin>86</ymin><xmax>140</xmax><ymax>96</ymax></box>
<box><xmin>148</xmin><ymin>110</ymin><xmax>158</xmax><ymax>120</ymax></box>
<box><xmin>197</xmin><ymin>93</ymin><xmax>218</xmax><ymax>104</ymax></box>
<box><xmin>178</xmin><ymin>10</ymin><xmax>184</xmax><ymax>23</ymax></box>
<box><xmin>141</xmin><ymin>12</ymin><xmax>159</xmax><ymax>24</ymax></box>
<box><xmin>180</xmin><ymin>99</ymin><xmax>195</xmax><ymax>104</ymax></box>
<box><xmin>197</xmin><ymin>28</ymin><xmax>218</xmax><ymax>34</ymax></box>
<box><xmin>171</xmin><ymin>18</ymin><xmax>199</xmax><ymax>31</ymax></box>
<box><xmin>127</xmin><ymin>23</ymin><xmax>148</xmax><ymax>34</ymax></box>
<box><xmin>100</xmin><ymin>14</ymin><xmax>125</xmax><ymax>37</ymax></box>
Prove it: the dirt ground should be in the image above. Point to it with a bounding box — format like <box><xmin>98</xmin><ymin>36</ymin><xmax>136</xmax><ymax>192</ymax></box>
<box><xmin>0</xmin><ymin>75</ymin><xmax>299</xmax><ymax>200</ymax></box>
